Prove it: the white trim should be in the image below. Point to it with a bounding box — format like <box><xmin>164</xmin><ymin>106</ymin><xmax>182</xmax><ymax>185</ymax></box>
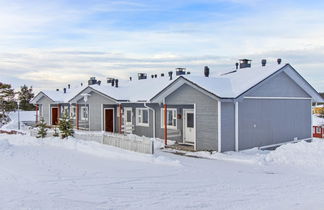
<box><xmin>135</xmin><ymin>108</ymin><xmax>150</xmax><ymax>127</ymax></box>
<box><xmin>48</xmin><ymin>104</ymin><xmax>51</xmax><ymax>125</ymax></box>
<box><xmin>80</xmin><ymin>106</ymin><xmax>89</xmax><ymax>121</ymax></box>
<box><xmin>244</xmin><ymin>96</ymin><xmax>312</xmax><ymax>100</ymax></box>
<box><xmin>50</xmin><ymin>106</ymin><xmax>59</xmax><ymax>126</ymax></box>
<box><xmin>144</xmin><ymin>103</ymin><xmax>155</xmax><ymax>138</ymax></box>
<box><xmin>311</xmin><ymin>100</ymin><xmax>313</xmax><ymax>138</ymax></box>
<box><xmin>235</xmin><ymin>101</ymin><xmax>239</xmax><ymax>152</ymax></box>
<box><xmin>104</xmin><ymin>108</ymin><xmax>115</xmax><ymax>132</ymax></box>
<box><xmin>217</xmin><ymin>101</ymin><xmax>221</xmax><ymax>152</ymax></box>
<box><xmin>88</xmin><ymin>104</ymin><xmax>91</xmax><ymax>131</ymax></box>
<box><xmin>194</xmin><ymin>104</ymin><xmax>197</xmax><ymax>151</ymax></box>
<box><xmin>160</xmin><ymin>108</ymin><xmax>177</xmax><ymax>130</ymax></box>
<box><xmin>182</xmin><ymin>109</ymin><xmax>195</xmax><ymax>145</ymax></box>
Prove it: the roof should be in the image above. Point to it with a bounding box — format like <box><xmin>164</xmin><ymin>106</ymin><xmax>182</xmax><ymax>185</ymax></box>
<box><xmin>32</xmin><ymin>62</ymin><xmax>323</xmax><ymax>104</ymax></box>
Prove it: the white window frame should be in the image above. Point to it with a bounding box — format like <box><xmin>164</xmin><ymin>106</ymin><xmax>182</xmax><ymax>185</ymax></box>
<box><xmin>70</xmin><ymin>105</ymin><xmax>76</xmax><ymax>119</ymax></box>
<box><xmin>61</xmin><ymin>106</ymin><xmax>69</xmax><ymax>116</ymax></box>
<box><xmin>81</xmin><ymin>106</ymin><xmax>88</xmax><ymax>121</ymax></box>
<box><xmin>160</xmin><ymin>108</ymin><xmax>177</xmax><ymax>129</ymax></box>
<box><xmin>136</xmin><ymin>108</ymin><xmax>149</xmax><ymax>127</ymax></box>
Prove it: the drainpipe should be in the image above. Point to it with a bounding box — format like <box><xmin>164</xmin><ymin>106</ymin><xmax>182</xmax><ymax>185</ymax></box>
<box><xmin>35</xmin><ymin>104</ymin><xmax>38</xmax><ymax>124</ymax></box>
<box><xmin>144</xmin><ymin>102</ymin><xmax>155</xmax><ymax>138</ymax></box>
<box><xmin>119</xmin><ymin>103</ymin><xmax>122</xmax><ymax>134</ymax></box>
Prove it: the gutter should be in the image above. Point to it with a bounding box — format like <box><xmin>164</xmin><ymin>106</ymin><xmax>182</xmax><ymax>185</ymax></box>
<box><xmin>144</xmin><ymin>102</ymin><xmax>156</xmax><ymax>138</ymax></box>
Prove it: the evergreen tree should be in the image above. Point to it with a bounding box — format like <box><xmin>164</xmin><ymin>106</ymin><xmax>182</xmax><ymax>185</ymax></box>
<box><xmin>58</xmin><ymin>113</ymin><xmax>74</xmax><ymax>138</ymax></box>
<box><xmin>37</xmin><ymin>118</ymin><xmax>48</xmax><ymax>138</ymax></box>
<box><xmin>18</xmin><ymin>85</ymin><xmax>35</xmax><ymax>111</ymax></box>
<box><xmin>0</xmin><ymin>82</ymin><xmax>16</xmax><ymax>121</ymax></box>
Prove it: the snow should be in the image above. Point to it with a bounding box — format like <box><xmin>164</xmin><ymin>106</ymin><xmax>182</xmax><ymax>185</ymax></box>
<box><xmin>1</xmin><ymin>134</ymin><xmax>324</xmax><ymax>209</ymax></box>
<box><xmin>313</xmin><ymin>115</ymin><xmax>324</xmax><ymax>126</ymax></box>
<box><xmin>1</xmin><ymin>111</ymin><xmax>35</xmax><ymax>131</ymax></box>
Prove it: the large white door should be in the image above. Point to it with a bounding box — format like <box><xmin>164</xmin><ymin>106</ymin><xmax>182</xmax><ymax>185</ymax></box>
<box><xmin>183</xmin><ymin>109</ymin><xmax>195</xmax><ymax>144</ymax></box>
<box><xmin>124</xmin><ymin>108</ymin><xmax>133</xmax><ymax>134</ymax></box>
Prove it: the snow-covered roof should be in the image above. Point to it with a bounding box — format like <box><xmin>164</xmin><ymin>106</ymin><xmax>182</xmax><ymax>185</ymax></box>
<box><xmin>179</xmin><ymin>63</ymin><xmax>286</xmax><ymax>98</ymax></box>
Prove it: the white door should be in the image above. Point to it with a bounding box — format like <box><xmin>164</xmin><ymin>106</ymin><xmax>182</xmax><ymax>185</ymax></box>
<box><xmin>124</xmin><ymin>108</ymin><xmax>133</xmax><ymax>134</ymax></box>
<box><xmin>183</xmin><ymin>109</ymin><xmax>195</xmax><ymax>144</ymax></box>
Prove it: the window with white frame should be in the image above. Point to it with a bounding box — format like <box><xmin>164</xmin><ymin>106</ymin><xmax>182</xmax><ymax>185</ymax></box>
<box><xmin>161</xmin><ymin>108</ymin><xmax>177</xmax><ymax>129</ymax></box>
<box><xmin>81</xmin><ymin>106</ymin><xmax>88</xmax><ymax>121</ymax></box>
<box><xmin>70</xmin><ymin>106</ymin><xmax>76</xmax><ymax>119</ymax></box>
<box><xmin>61</xmin><ymin>106</ymin><xmax>69</xmax><ymax>116</ymax></box>
<box><xmin>136</xmin><ymin>108</ymin><xmax>149</xmax><ymax>126</ymax></box>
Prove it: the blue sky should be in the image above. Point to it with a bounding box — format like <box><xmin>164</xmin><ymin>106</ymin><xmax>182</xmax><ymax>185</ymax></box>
<box><xmin>0</xmin><ymin>0</ymin><xmax>324</xmax><ymax>92</ymax></box>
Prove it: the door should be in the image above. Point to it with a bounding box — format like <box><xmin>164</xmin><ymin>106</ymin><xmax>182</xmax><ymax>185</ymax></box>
<box><xmin>183</xmin><ymin>109</ymin><xmax>195</xmax><ymax>144</ymax></box>
<box><xmin>52</xmin><ymin>107</ymin><xmax>59</xmax><ymax>125</ymax></box>
<box><xmin>105</xmin><ymin>109</ymin><xmax>114</xmax><ymax>132</ymax></box>
<box><xmin>124</xmin><ymin>108</ymin><xmax>133</xmax><ymax>134</ymax></box>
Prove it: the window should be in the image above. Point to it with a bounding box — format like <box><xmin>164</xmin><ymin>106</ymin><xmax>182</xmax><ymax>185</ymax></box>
<box><xmin>70</xmin><ymin>106</ymin><xmax>76</xmax><ymax>119</ymax></box>
<box><xmin>316</xmin><ymin>127</ymin><xmax>322</xmax><ymax>133</ymax></box>
<box><xmin>161</xmin><ymin>108</ymin><xmax>177</xmax><ymax>129</ymax></box>
<box><xmin>186</xmin><ymin>113</ymin><xmax>194</xmax><ymax>128</ymax></box>
<box><xmin>136</xmin><ymin>108</ymin><xmax>149</xmax><ymax>126</ymax></box>
<box><xmin>81</xmin><ymin>106</ymin><xmax>88</xmax><ymax>121</ymax></box>
<box><xmin>61</xmin><ymin>106</ymin><xmax>69</xmax><ymax>116</ymax></box>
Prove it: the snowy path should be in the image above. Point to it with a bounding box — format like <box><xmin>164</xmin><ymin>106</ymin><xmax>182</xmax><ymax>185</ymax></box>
<box><xmin>0</xmin><ymin>134</ymin><xmax>324</xmax><ymax>209</ymax></box>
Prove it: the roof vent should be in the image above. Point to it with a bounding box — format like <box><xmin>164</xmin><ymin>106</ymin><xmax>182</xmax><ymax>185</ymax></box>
<box><xmin>56</xmin><ymin>89</ymin><xmax>59</xmax><ymax>91</ymax></box>
<box><xmin>235</xmin><ymin>62</ymin><xmax>239</xmax><ymax>70</ymax></box>
<box><xmin>161</xmin><ymin>73</ymin><xmax>164</xmax><ymax>77</ymax></box>
<box><xmin>97</xmin><ymin>80</ymin><xmax>101</xmax><ymax>86</ymax></box>
<box><xmin>187</xmin><ymin>72</ymin><xmax>191</xmax><ymax>74</ymax></box>
<box><xmin>277</xmin><ymin>58</ymin><xmax>282</xmax><ymax>65</ymax></box>
<box><xmin>261</xmin><ymin>59</ymin><xmax>267</xmax><ymax>67</ymax></box>
<box><xmin>63</xmin><ymin>88</ymin><xmax>66</xmax><ymax>94</ymax></box>
<box><xmin>151</xmin><ymin>75</ymin><xmax>154</xmax><ymax>79</ymax></box>
<box><xmin>138</xmin><ymin>73</ymin><xmax>147</xmax><ymax>80</ymax></box>
<box><xmin>111</xmin><ymin>79</ymin><xmax>115</xmax><ymax>87</ymax></box>
<box><xmin>115</xmin><ymin>79</ymin><xmax>119</xmax><ymax>88</ymax></box>
<box><xmin>88</xmin><ymin>77</ymin><xmax>97</xmax><ymax>85</ymax></box>
<box><xmin>239</xmin><ymin>59</ymin><xmax>252</xmax><ymax>69</ymax></box>
<box><xmin>176</xmin><ymin>68</ymin><xmax>186</xmax><ymax>76</ymax></box>
<box><xmin>154</xmin><ymin>74</ymin><xmax>157</xmax><ymax>78</ymax></box>
<box><xmin>168</xmin><ymin>71</ymin><xmax>173</xmax><ymax>80</ymax></box>
<box><xmin>129</xmin><ymin>77</ymin><xmax>132</xmax><ymax>81</ymax></box>
<box><xmin>81</xmin><ymin>83</ymin><xmax>83</xmax><ymax>86</ymax></box>
<box><xmin>68</xmin><ymin>84</ymin><xmax>71</xmax><ymax>89</ymax></box>
<box><xmin>204</xmin><ymin>66</ymin><xmax>210</xmax><ymax>77</ymax></box>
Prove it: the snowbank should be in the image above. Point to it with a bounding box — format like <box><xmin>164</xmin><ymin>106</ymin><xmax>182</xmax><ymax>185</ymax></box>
<box><xmin>0</xmin><ymin>134</ymin><xmax>180</xmax><ymax>167</ymax></box>
<box><xmin>182</xmin><ymin>139</ymin><xmax>324</xmax><ymax>170</ymax></box>
<box><xmin>313</xmin><ymin>115</ymin><xmax>324</xmax><ymax>126</ymax></box>
<box><xmin>1</xmin><ymin>111</ymin><xmax>35</xmax><ymax>130</ymax></box>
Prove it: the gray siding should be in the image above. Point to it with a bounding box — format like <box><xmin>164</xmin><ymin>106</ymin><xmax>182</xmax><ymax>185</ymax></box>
<box><xmin>238</xmin><ymin>99</ymin><xmax>311</xmax><ymax>150</ymax></box>
<box><xmin>77</xmin><ymin>91</ymin><xmax>116</xmax><ymax>131</ymax></box>
<box><xmin>165</xmin><ymin>84</ymin><xmax>218</xmax><ymax>151</ymax></box>
<box><xmin>246</xmin><ymin>71</ymin><xmax>310</xmax><ymax>98</ymax></box>
<box><xmin>37</xmin><ymin>96</ymin><xmax>53</xmax><ymax>125</ymax></box>
<box><xmin>220</xmin><ymin>102</ymin><xmax>235</xmax><ymax>152</ymax></box>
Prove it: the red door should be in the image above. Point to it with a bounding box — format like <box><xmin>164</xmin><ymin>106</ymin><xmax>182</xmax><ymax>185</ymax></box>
<box><xmin>105</xmin><ymin>109</ymin><xmax>114</xmax><ymax>132</ymax></box>
<box><xmin>52</xmin><ymin>107</ymin><xmax>59</xmax><ymax>125</ymax></box>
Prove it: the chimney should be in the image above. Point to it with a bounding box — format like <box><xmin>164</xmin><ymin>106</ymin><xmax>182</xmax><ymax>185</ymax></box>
<box><xmin>277</xmin><ymin>58</ymin><xmax>282</xmax><ymax>65</ymax></box>
<box><xmin>111</xmin><ymin>79</ymin><xmax>115</xmax><ymax>87</ymax></box>
<box><xmin>138</xmin><ymin>73</ymin><xmax>147</xmax><ymax>80</ymax></box>
<box><xmin>68</xmin><ymin>84</ymin><xmax>71</xmax><ymax>89</ymax></box>
<box><xmin>239</xmin><ymin>59</ymin><xmax>252</xmax><ymax>69</ymax></box>
<box><xmin>204</xmin><ymin>66</ymin><xmax>210</xmax><ymax>77</ymax></box>
<box><xmin>168</xmin><ymin>71</ymin><xmax>173</xmax><ymax>80</ymax></box>
<box><xmin>235</xmin><ymin>62</ymin><xmax>239</xmax><ymax>70</ymax></box>
<box><xmin>261</xmin><ymin>59</ymin><xmax>267</xmax><ymax>67</ymax></box>
<box><xmin>63</xmin><ymin>88</ymin><xmax>66</xmax><ymax>93</ymax></box>
<box><xmin>115</xmin><ymin>79</ymin><xmax>119</xmax><ymax>88</ymax></box>
<box><xmin>176</xmin><ymin>68</ymin><xmax>186</xmax><ymax>76</ymax></box>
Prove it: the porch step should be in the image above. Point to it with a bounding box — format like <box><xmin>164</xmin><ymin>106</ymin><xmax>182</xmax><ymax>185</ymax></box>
<box><xmin>165</xmin><ymin>143</ymin><xmax>195</xmax><ymax>152</ymax></box>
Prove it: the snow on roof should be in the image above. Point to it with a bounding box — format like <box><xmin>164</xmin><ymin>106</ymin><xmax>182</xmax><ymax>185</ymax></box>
<box><xmin>180</xmin><ymin>63</ymin><xmax>286</xmax><ymax>98</ymax></box>
<box><xmin>90</xmin><ymin>76</ymin><xmax>173</xmax><ymax>102</ymax></box>
<box><xmin>38</xmin><ymin>85</ymin><xmax>87</xmax><ymax>103</ymax></box>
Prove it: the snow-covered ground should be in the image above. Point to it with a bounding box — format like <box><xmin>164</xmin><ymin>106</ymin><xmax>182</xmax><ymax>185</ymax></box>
<box><xmin>0</xmin><ymin>112</ymin><xmax>324</xmax><ymax>209</ymax></box>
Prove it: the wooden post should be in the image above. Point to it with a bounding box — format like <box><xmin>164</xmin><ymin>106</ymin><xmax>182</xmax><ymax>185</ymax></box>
<box><xmin>76</xmin><ymin>104</ymin><xmax>79</xmax><ymax>130</ymax></box>
<box><xmin>57</xmin><ymin>104</ymin><xmax>61</xmax><ymax>123</ymax></box>
<box><xmin>35</xmin><ymin>104</ymin><xmax>38</xmax><ymax>124</ymax></box>
<box><xmin>164</xmin><ymin>104</ymin><xmax>167</xmax><ymax>146</ymax></box>
<box><xmin>119</xmin><ymin>104</ymin><xmax>122</xmax><ymax>134</ymax></box>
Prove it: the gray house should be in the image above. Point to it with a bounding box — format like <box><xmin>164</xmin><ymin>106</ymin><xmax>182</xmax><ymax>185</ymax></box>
<box><xmin>31</xmin><ymin>60</ymin><xmax>323</xmax><ymax>152</ymax></box>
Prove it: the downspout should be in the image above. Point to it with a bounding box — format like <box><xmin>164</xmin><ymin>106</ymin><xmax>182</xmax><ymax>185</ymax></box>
<box><xmin>144</xmin><ymin>102</ymin><xmax>155</xmax><ymax>138</ymax></box>
<box><xmin>119</xmin><ymin>103</ymin><xmax>122</xmax><ymax>134</ymax></box>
